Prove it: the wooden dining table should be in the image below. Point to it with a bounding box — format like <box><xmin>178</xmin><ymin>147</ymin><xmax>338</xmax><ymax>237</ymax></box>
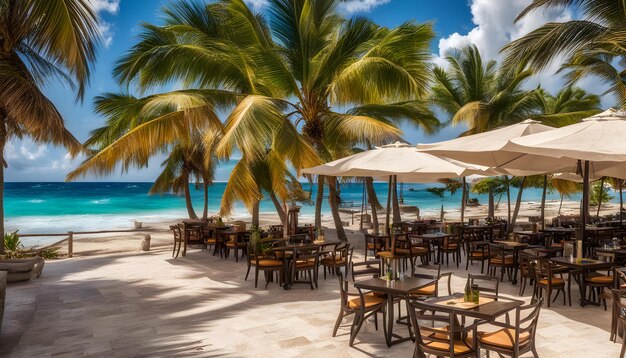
<box><xmin>548</xmin><ymin>256</ymin><xmax>615</xmax><ymax>307</ymax></box>
<box><xmin>269</xmin><ymin>239</ymin><xmax>341</xmax><ymax>290</ymax></box>
<box><xmin>354</xmin><ymin>276</ymin><xmax>436</xmax><ymax>347</ymax></box>
<box><xmin>424</xmin><ymin>292</ymin><xmax>524</xmax><ymax>321</ymax></box>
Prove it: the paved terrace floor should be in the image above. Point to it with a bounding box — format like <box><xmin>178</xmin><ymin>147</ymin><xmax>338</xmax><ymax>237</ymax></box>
<box><xmin>0</xmin><ymin>230</ymin><xmax>622</xmax><ymax>357</ymax></box>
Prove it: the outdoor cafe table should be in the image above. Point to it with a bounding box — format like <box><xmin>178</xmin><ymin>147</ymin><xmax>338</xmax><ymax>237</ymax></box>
<box><xmin>269</xmin><ymin>240</ymin><xmax>341</xmax><ymax>290</ymax></box>
<box><xmin>547</xmin><ymin>256</ymin><xmax>615</xmax><ymax>307</ymax></box>
<box><xmin>354</xmin><ymin>276</ymin><xmax>436</xmax><ymax>347</ymax></box>
<box><xmin>424</xmin><ymin>292</ymin><xmax>524</xmax><ymax>322</ymax></box>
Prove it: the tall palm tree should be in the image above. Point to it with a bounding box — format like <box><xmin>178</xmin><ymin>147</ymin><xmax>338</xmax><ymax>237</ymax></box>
<box><xmin>503</xmin><ymin>0</ymin><xmax>626</xmax><ymax>108</ymax></box>
<box><xmin>431</xmin><ymin>45</ymin><xmax>539</xmax><ymax>135</ymax></box>
<box><xmin>533</xmin><ymin>86</ymin><xmax>602</xmax><ymax>126</ymax></box>
<box><xmin>107</xmin><ymin>0</ymin><xmax>438</xmax><ymax>241</ymax></box>
<box><xmin>0</xmin><ymin>0</ymin><xmax>101</xmax><ymax>253</ymax></box>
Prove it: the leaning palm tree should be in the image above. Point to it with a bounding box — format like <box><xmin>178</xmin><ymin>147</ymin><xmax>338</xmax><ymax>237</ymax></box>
<box><xmin>112</xmin><ymin>0</ymin><xmax>439</xmax><ymax>241</ymax></box>
<box><xmin>503</xmin><ymin>0</ymin><xmax>626</xmax><ymax>108</ymax></box>
<box><xmin>66</xmin><ymin>91</ymin><xmax>231</xmax><ymax>220</ymax></box>
<box><xmin>0</xmin><ymin>0</ymin><xmax>101</xmax><ymax>253</ymax></box>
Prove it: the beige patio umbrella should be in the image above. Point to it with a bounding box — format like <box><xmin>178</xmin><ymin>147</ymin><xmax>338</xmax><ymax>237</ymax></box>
<box><xmin>502</xmin><ymin>108</ymin><xmax>626</xmax><ymax>243</ymax></box>
<box><xmin>418</xmin><ymin>119</ymin><xmax>556</xmax><ymax>172</ymax></box>
<box><xmin>302</xmin><ymin>142</ymin><xmax>493</xmax><ymax>232</ymax></box>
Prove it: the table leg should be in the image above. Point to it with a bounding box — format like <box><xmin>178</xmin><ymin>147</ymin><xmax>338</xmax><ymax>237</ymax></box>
<box><xmin>282</xmin><ymin>254</ymin><xmax>292</xmax><ymax>290</ymax></box>
<box><xmin>579</xmin><ymin>270</ymin><xmax>587</xmax><ymax>307</ymax></box>
<box><xmin>183</xmin><ymin>229</ymin><xmax>188</xmax><ymax>257</ymax></box>
<box><xmin>385</xmin><ymin>295</ymin><xmax>394</xmax><ymax>347</ymax></box>
<box><xmin>512</xmin><ymin>250</ymin><xmax>519</xmax><ymax>285</ymax></box>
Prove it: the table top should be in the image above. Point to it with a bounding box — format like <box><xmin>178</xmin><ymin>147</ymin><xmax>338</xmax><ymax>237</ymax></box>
<box><xmin>595</xmin><ymin>247</ymin><xmax>626</xmax><ymax>255</ymax></box>
<box><xmin>542</xmin><ymin>227</ymin><xmax>576</xmax><ymax>233</ymax></box>
<box><xmin>354</xmin><ymin>276</ymin><xmax>435</xmax><ymax>296</ymax></box>
<box><xmin>424</xmin><ymin>293</ymin><xmax>523</xmax><ymax>321</ymax></box>
<box><xmin>527</xmin><ymin>246</ymin><xmax>563</xmax><ymax>253</ymax></box>
<box><xmin>493</xmin><ymin>240</ymin><xmax>529</xmax><ymax>248</ymax></box>
<box><xmin>585</xmin><ymin>226</ymin><xmax>614</xmax><ymax>232</ymax></box>
<box><xmin>413</xmin><ymin>233</ymin><xmax>456</xmax><ymax>239</ymax></box>
<box><xmin>514</xmin><ymin>231</ymin><xmax>544</xmax><ymax>236</ymax></box>
<box><xmin>548</xmin><ymin>256</ymin><xmax>614</xmax><ymax>269</ymax></box>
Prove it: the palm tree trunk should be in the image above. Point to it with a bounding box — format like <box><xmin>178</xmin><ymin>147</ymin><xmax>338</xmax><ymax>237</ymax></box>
<box><xmin>366</xmin><ymin>177</ymin><xmax>380</xmax><ymax>234</ymax></box>
<box><xmin>269</xmin><ymin>191</ymin><xmax>286</xmax><ymax>225</ymax></box>
<box><xmin>488</xmin><ymin>184</ymin><xmax>494</xmax><ymax>218</ymax></box>
<box><xmin>461</xmin><ymin>177</ymin><xmax>466</xmax><ymax>223</ymax></box>
<box><xmin>327</xmin><ymin>176</ymin><xmax>347</xmax><ymax>241</ymax></box>
<box><xmin>182</xmin><ymin>171</ymin><xmax>198</xmax><ymax>219</ymax></box>
<box><xmin>506</xmin><ymin>177</ymin><xmax>511</xmax><ymax>224</ymax></box>
<box><xmin>618</xmin><ymin>179</ymin><xmax>624</xmax><ymax>223</ymax></box>
<box><xmin>0</xmin><ymin>117</ymin><xmax>5</xmax><ymax>254</ymax></box>
<box><xmin>252</xmin><ymin>199</ymin><xmax>260</xmax><ymax>228</ymax></box>
<box><xmin>509</xmin><ymin>177</ymin><xmax>526</xmax><ymax>233</ymax></box>
<box><xmin>385</xmin><ymin>176</ymin><xmax>392</xmax><ymax>235</ymax></box>
<box><xmin>315</xmin><ymin>175</ymin><xmax>324</xmax><ymax>228</ymax></box>
<box><xmin>392</xmin><ymin>175</ymin><xmax>401</xmax><ymax>223</ymax></box>
<box><xmin>558</xmin><ymin>193</ymin><xmax>564</xmax><ymax>215</ymax></box>
<box><xmin>540</xmin><ymin>175</ymin><xmax>548</xmax><ymax>230</ymax></box>
<box><xmin>597</xmin><ymin>177</ymin><xmax>605</xmax><ymax>218</ymax></box>
<box><xmin>202</xmin><ymin>181</ymin><xmax>209</xmax><ymax>220</ymax></box>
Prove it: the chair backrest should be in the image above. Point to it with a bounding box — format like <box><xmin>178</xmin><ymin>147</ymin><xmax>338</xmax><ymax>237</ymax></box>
<box><xmin>289</xmin><ymin>233</ymin><xmax>310</xmax><ymax>244</ymax></box>
<box><xmin>487</xmin><ymin>243</ymin><xmax>506</xmax><ymax>259</ymax></box>
<box><xmin>518</xmin><ymin>252</ymin><xmax>537</xmax><ymax>279</ymax></box>
<box><xmin>616</xmin><ymin>268</ymin><xmax>626</xmax><ymax>287</ymax></box>
<box><xmin>596</xmin><ymin>250</ymin><xmax>616</xmax><ymax>263</ymax></box>
<box><xmin>412</xmin><ymin>263</ymin><xmax>451</xmax><ymax>297</ymax></box>
<box><xmin>170</xmin><ymin>225</ymin><xmax>182</xmax><ymax>241</ymax></box>
<box><xmin>351</xmin><ymin>259</ymin><xmax>380</xmax><ymax>281</ymax></box>
<box><xmin>510</xmin><ymin>298</ymin><xmax>543</xmax><ymax>356</ymax></box>
<box><xmin>365</xmin><ymin>234</ymin><xmax>387</xmax><ymax>251</ymax></box>
<box><xmin>292</xmin><ymin>245</ymin><xmax>320</xmax><ymax>270</ymax></box>
<box><xmin>407</xmin><ymin>298</ymin><xmax>475</xmax><ymax>357</ymax></box>
<box><xmin>535</xmin><ymin>258</ymin><xmax>558</xmax><ymax>281</ymax></box>
<box><xmin>467</xmin><ymin>273</ymin><xmax>499</xmax><ymax>298</ymax></box>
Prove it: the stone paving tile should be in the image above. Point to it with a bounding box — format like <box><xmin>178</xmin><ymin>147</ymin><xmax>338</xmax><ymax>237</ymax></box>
<box><xmin>0</xmin><ymin>229</ymin><xmax>623</xmax><ymax>357</ymax></box>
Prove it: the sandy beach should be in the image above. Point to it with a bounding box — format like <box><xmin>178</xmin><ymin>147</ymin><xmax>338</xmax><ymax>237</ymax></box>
<box><xmin>38</xmin><ymin>199</ymin><xmax>620</xmax><ymax>258</ymax></box>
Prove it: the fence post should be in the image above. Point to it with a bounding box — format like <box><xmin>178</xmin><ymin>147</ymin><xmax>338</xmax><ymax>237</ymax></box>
<box><xmin>68</xmin><ymin>231</ymin><xmax>73</xmax><ymax>258</ymax></box>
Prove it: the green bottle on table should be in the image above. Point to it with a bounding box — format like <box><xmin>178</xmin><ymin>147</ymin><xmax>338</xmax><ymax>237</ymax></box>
<box><xmin>463</xmin><ymin>278</ymin><xmax>471</xmax><ymax>302</ymax></box>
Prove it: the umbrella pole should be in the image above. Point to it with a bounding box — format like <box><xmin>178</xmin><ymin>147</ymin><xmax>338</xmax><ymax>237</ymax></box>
<box><xmin>386</xmin><ymin>176</ymin><xmax>392</xmax><ymax>236</ymax></box>
<box><xmin>461</xmin><ymin>177</ymin><xmax>466</xmax><ymax>224</ymax></box>
<box><xmin>541</xmin><ymin>175</ymin><xmax>547</xmax><ymax>230</ymax></box>
<box><xmin>620</xmin><ymin>180</ymin><xmax>623</xmax><ymax>224</ymax></box>
<box><xmin>581</xmin><ymin>160</ymin><xmax>590</xmax><ymax>254</ymax></box>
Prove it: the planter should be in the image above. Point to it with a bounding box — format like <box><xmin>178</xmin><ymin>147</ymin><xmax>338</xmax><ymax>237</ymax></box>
<box><xmin>0</xmin><ymin>257</ymin><xmax>45</xmax><ymax>283</ymax></box>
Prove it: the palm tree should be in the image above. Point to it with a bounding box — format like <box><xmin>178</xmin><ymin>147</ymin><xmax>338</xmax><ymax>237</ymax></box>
<box><xmin>0</xmin><ymin>0</ymin><xmax>101</xmax><ymax>253</ymax></box>
<box><xmin>503</xmin><ymin>0</ymin><xmax>626</xmax><ymax>108</ymax></box>
<box><xmin>108</xmin><ymin>0</ymin><xmax>437</xmax><ymax>240</ymax></box>
<box><xmin>550</xmin><ymin>177</ymin><xmax>581</xmax><ymax>215</ymax></box>
<box><xmin>533</xmin><ymin>86</ymin><xmax>602</xmax><ymax>126</ymax></box>
<box><xmin>431</xmin><ymin>45</ymin><xmax>539</xmax><ymax>135</ymax></box>
<box><xmin>66</xmin><ymin>91</ymin><xmax>229</xmax><ymax>220</ymax></box>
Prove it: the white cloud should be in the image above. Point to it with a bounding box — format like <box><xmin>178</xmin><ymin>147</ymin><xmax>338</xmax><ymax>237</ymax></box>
<box><xmin>436</xmin><ymin>0</ymin><xmax>572</xmax><ymax>64</ymax></box>
<box><xmin>89</xmin><ymin>0</ymin><xmax>120</xmax><ymax>14</ymax></box>
<box><xmin>87</xmin><ymin>0</ymin><xmax>120</xmax><ymax>48</ymax></box>
<box><xmin>338</xmin><ymin>0</ymin><xmax>390</xmax><ymax>14</ymax></box>
<box><xmin>244</xmin><ymin>0</ymin><xmax>269</xmax><ymax>11</ymax></box>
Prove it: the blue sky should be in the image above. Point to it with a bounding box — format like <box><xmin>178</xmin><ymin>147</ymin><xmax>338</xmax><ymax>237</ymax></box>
<box><xmin>4</xmin><ymin>0</ymin><xmax>613</xmax><ymax>182</ymax></box>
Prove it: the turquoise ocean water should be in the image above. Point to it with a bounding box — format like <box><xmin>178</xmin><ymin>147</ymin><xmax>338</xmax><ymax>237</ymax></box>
<box><xmin>7</xmin><ymin>181</ymin><xmax>616</xmax><ymax>245</ymax></box>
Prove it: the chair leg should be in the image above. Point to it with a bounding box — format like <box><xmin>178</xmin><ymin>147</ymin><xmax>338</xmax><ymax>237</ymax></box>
<box><xmin>333</xmin><ymin>309</ymin><xmax>345</xmax><ymax>337</ymax></box>
<box><xmin>350</xmin><ymin>313</ymin><xmax>366</xmax><ymax>347</ymax></box>
<box><xmin>254</xmin><ymin>268</ymin><xmax>259</xmax><ymax>288</ymax></box>
<box><xmin>245</xmin><ymin>265</ymin><xmax>251</xmax><ymax>281</ymax></box>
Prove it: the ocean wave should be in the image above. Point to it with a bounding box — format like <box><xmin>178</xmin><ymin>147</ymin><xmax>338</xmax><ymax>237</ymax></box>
<box><xmin>28</xmin><ymin>199</ymin><xmax>45</xmax><ymax>203</ymax></box>
<box><xmin>90</xmin><ymin>198</ymin><xmax>110</xmax><ymax>204</ymax></box>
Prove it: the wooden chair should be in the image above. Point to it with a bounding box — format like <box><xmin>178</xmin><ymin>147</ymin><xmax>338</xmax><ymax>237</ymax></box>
<box><xmin>518</xmin><ymin>252</ymin><xmax>537</xmax><ymax>296</ymax></box>
<box><xmin>320</xmin><ymin>244</ymin><xmax>352</xmax><ymax>279</ymax></box>
<box><xmin>487</xmin><ymin>243</ymin><xmax>515</xmax><ymax>282</ymax></box>
<box><xmin>476</xmin><ymin>298</ymin><xmax>543</xmax><ymax>358</ymax></box>
<box><xmin>439</xmin><ymin>235</ymin><xmax>462</xmax><ymax>267</ymax></box>
<box><xmin>534</xmin><ymin>259</ymin><xmax>570</xmax><ymax>307</ymax></box>
<box><xmin>364</xmin><ymin>234</ymin><xmax>387</xmax><ymax>261</ymax></box>
<box><xmin>291</xmin><ymin>246</ymin><xmax>321</xmax><ymax>289</ymax></box>
<box><xmin>610</xmin><ymin>288</ymin><xmax>626</xmax><ymax>350</ymax></box>
<box><xmin>333</xmin><ymin>272</ymin><xmax>386</xmax><ymax>346</ymax></box>
<box><xmin>467</xmin><ymin>273</ymin><xmax>500</xmax><ymax>299</ymax></box>
<box><xmin>170</xmin><ymin>225</ymin><xmax>183</xmax><ymax>258</ymax></box>
<box><xmin>351</xmin><ymin>259</ymin><xmax>380</xmax><ymax>282</ymax></box>
<box><xmin>406</xmin><ymin>298</ymin><xmax>479</xmax><ymax>357</ymax></box>
<box><xmin>408</xmin><ymin>263</ymin><xmax>452</xmax><ymax>299</ymax></box>
<box><xmin>224</xmin><ymin>231</ymin><xmax>250</xmax><ymax>262</ymax></box>
<box><xmin>465</xmin><ymin>240</ymin><xmax>489</xmax><ymax>273</ymax></box>
<box><xmin>408</xmin><ymin>234</ymin><xmax>431</xmax><ymax>267</ymax></box>
<box><xmin>585</xmin><ymin>250</ymin><xmax>616</xmax><ymax>310</ymax></box>
<box><xmin>245</xmin><ymin>242</ymin><xmax>284</xmax><ymax>289</ymax></box>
